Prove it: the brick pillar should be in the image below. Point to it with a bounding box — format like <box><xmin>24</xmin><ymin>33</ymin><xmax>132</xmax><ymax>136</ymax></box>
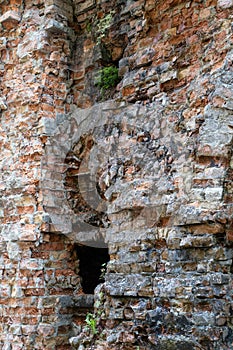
<box><xmin>0</xmin><ymin>1</ymin><xmax>79</xmax><ymax>349</ymax></box>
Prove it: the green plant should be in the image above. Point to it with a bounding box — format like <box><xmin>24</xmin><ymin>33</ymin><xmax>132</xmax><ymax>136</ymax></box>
<box><xmin>85</xmin><ymin>312</ymin><xmax>98</xmax><ymax>335</ymax></box>
<box><xmin>96</xmin><ymin>11</ymin><xmax>114</xmax><ymax>43</ymax></box>
<box><xmin>86</xmin><ymin>20</ymin><xmax>92</xmax><ymax>33</ymax></box>
<box><xmin>96</xmin><ymin>66</ymin><xmax>119</xmax><ymax>93</ymax></box>
<box><xmin>85</xmin><ymin>291</ymin><xmax>106</xmax><ymax>337</ymax></box>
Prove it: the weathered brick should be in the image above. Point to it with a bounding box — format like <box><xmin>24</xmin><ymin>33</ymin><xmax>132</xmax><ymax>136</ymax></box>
<box><xmin>0</xmin><ymin>0</ymin><xmax>232</xmax><ymax>349</ymax></box>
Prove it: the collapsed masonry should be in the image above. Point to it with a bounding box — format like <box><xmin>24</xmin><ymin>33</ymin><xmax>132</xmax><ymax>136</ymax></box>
<box><xmin>0</xmin><ymin>0</ymin><xmax>233</xmax><ymax>349</ymax></box>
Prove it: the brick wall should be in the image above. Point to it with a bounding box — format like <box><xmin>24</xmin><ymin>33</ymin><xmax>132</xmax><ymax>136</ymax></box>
<box><xmin>0</xmin><ymin>0</ymin><xmax>232</xmax><ymax>349</ymax></box>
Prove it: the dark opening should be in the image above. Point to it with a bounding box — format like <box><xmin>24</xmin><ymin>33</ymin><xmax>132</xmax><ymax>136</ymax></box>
<box><xmin>76</xmin><ymin>245</ymin><xmax>110</xmax><ymax>294</ymax></box>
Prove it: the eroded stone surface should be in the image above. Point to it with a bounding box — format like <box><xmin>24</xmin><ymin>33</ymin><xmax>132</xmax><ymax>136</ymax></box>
<box><xmin>0</xmin><ymin>0</ymin><xmax>232</xmax><ymax>349</ymax></box>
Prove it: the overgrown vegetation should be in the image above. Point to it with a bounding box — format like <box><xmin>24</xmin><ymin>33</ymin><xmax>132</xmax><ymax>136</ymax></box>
<box><xmin>96</xmin><ymin>11</ymin><xmax>115</xmax><ymax>43</ymax></box>
<box><xmin>95</xmin><ymin>65</ymin><xmax>119</xmax><ymax>94</ymax></box>
<box><xmin>84</xmin><ymin>291</ymin><xmax>105</xmax><ymax>336</ymax></box>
